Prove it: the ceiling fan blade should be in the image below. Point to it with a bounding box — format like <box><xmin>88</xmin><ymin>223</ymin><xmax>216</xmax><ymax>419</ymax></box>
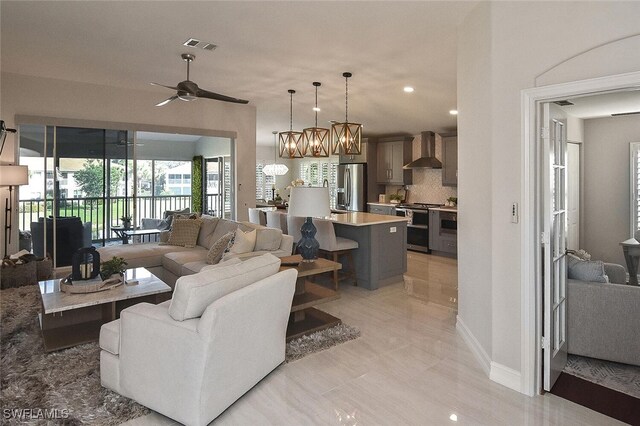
<box><xmin>150</xmin><ymin>82</ymin><xmax>179</xmax><ymax>91</ymax></box>
<box><xmin>155</xmin><ymin>95</ymin><xmax>179</xmax><ymax>107</ymax></box>
<box><xmin>196</xmin><ymin>89</ymin><xmax>249</xmax><ymax>104</ymax></box>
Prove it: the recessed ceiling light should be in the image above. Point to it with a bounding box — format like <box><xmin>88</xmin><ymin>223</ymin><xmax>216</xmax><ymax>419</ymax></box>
<box><xmin>449</xmin><ymin>414</ymin><xmax>458</xmax><ymax>422</ymax></box>
<box><xmin>404</xmin><ymin>86</ymin><xmax>414</xmax><ymax>93</ymax></box>
<box><xmin>449</xmin><ymin>110</ymin><xmax>458</xmax><ymax>115</ymax></box>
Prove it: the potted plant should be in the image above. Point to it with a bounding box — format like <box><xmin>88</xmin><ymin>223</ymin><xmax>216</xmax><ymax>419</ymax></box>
<box><xmin>100</xmin><ymin>256</ymin><xmax>128</xmax><ymax>280</ymax></box>
<box><xmin>120</xmin><ymin>215</ymin><xmax>132</xmax><ymax>228</ymax></box>
<box><xmin>447</xmin><ymin>197</ymin><xmax>458</xmax><ymax>207</ymax></box>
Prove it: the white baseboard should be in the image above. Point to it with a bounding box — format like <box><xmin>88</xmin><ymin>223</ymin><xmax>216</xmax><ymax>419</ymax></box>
<box><xmin>489</xmin><ymin>362</ymin><xmax>522</xmax><ymax>393</ymax></box>
<box><xmin>457</xmin><ymin>315</ymin><xmax>523</xmax><ymax>393</ymax></box>
<box><xmin>456</xmin><ymin>315</ymin><xmax>490</xmax><ymax>375</ymax></box>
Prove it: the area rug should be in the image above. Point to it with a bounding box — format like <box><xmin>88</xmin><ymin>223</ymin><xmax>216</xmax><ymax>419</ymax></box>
<box><xmin>564</xmin><ymin>354</ymin><xmax>640</xmax><ymax>399</ymax></box>
<box><xmin>0</xmin><ymin>285</ymin><xmax>360</xmax><ymax>425</ymax></box>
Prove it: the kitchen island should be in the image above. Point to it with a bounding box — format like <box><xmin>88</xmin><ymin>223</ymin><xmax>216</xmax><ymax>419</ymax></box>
<box><xmin>328</xmin><ymin>212</ymin><xmax>408</xmax><ymax>290</ymax></box>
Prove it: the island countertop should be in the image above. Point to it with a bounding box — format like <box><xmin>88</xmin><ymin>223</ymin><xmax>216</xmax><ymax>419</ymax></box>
<box><xmin>329</xmin><ymin>212</ymin><xmax>408</xmax><ymax>227</ymax></box>
<box><xmin>429</xmin><ymin>206</ymin><xmax>457</xmax><ymax>212</ymax></box>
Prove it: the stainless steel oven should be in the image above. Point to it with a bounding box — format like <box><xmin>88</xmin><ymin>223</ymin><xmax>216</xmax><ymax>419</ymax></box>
<box><xmin>396</xmin><ymin>208</ymin><xmax>431</xmax><ymax>253</ymax></box>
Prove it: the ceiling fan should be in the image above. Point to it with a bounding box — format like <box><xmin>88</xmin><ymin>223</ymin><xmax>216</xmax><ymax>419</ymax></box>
<box><xmin>151</xmin><ymin>53</ymin><xmax>249</xmax><ymax>107</ymax></box>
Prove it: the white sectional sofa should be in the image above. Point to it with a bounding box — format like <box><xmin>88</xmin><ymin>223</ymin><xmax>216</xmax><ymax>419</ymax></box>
<box><xmin>100</xmin><ymin>253</ymin><xmax>297</xmax><ymax>426</ymax></box>
<box><xmin>97</xmin><ymin>215</ymin><xmax>294</xmax><ymax>287</ymax></box>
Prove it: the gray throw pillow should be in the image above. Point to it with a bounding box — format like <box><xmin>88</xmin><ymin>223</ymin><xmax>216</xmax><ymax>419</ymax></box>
<box><xmin>206</xmin><ymin>231</ymin><xmax>235</xmax><ymax>264</ymax></box>
<box><xmin>567</xmin><ymin>255</ymin><xmax>609</xmax><ymax>283</ymax></box>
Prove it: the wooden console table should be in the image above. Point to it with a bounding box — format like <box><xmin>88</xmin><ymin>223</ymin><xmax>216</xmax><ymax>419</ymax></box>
<box><xmin>279</xmin><ymin>256</ymin><xmax>342</xmax><ymax>341</ymax></box>
<box><xmin>620</xmin><ymin>238</ymin><xmax>640</xmax><ymax>286</ymax></box>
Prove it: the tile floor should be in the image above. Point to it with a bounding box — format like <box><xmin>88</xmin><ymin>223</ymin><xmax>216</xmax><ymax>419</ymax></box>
<box><xmin>123</xmin><ymin>253</ymin><xmax>621</xmax><ymax>426</ymax></box>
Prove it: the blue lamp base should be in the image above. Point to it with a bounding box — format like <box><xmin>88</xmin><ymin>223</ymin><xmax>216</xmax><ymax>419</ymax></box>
<box><xmin>297</xmin><ymin>217</ymin><xmax>320</xmax><ymax>262</ymax></box>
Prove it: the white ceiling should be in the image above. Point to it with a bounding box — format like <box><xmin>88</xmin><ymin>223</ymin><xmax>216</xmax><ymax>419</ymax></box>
<box><xmin>557</xmin><ymin>90</ymin><xmax>640</xmax><ymax>119</ymax></box>
<box><xmin>1</xmin><ymin>1</ymin><xmax>476</xmax><ymax>146</ymax></box>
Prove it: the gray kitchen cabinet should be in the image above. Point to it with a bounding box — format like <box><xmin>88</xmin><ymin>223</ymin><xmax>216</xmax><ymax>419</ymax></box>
<box><xmin>368</xmin><ymin>204</ymin><xmax>396</xmax><ymax>215</ymax></box>
<box><xmin>376</xmin><ymin>136</ymin><xmax>413</xmax><ymax>185</ymax></box>
<box><xmin>339</xmin><ymin>138</ymin><xmax>369</xmax><ymax>164</ymax></box>
<box><xmin>442</xmin><ymin>134</ymin><xmax>458</xmax><ymax>187</ymax></box>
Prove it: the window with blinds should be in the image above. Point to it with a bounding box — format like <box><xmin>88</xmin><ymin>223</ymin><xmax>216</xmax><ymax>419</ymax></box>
<box><xmin>298</xmin><ymin>159</ymin><xmax>338</xmax><ymax>208</ymax></box>
<box><xmin>631</xmin><ymin>142</ymin><xmax>640</xmax><ymax>236</ymax></box>
<box><xmin>255</xmin><ymin>163</ymin><xmax>275</xmax><ymax>201</ymax></box>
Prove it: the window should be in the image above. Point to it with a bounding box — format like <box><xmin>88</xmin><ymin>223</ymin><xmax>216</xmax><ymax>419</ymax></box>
<box><xmin>255</xmin><ymin>163</ymin><xmax>275</xmax><ymax>201</ymax></box>
<box><xmin>631</xmin><ymin>142</ymin><xmax>640</xmax><ymax>236</ymax></box>
<box><xmin>298</xmin><ymin>159</ymin><xmax>338</xmax><ymax>208</ymax></box>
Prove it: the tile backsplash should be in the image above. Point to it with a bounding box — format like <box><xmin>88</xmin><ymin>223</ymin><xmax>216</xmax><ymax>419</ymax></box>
<box><xmin>386</xmin><ymin>133</ymin><xmax>457</xmax><ymax>204</ymax></box>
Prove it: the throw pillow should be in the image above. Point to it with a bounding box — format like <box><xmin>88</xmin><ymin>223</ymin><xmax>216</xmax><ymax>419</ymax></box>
<box><xmin>254</xmin><ymin>228</ymin><xmax>283</xmax><ymax>251</ymax></box>
<box><xmin>169</xmin><ymin>253</ymin><xmax>282</xmax><ymax>321</ymax></box>
<box><xmin>567</xmin><ymin>255</ymin><xmax>609</xmax><ymax>283</ymax></box>
<box><xmin>228</xmin><ymin>228</ymin><xmax>257</xmax><ymax>254</ymax></box>
<box><xmin>206</xmin><ymin>231</ymin><xmax>235</xmax><ymax>264</ymax></box>
<box><xmin>166</xmin><ymin>218</ymin><xmax>202</xmax><ymax>248</ymax></box>
<box><xmin>163</xmin><ymin>207</ymin><xmax>190</xmax><ymax>228</ymax></box>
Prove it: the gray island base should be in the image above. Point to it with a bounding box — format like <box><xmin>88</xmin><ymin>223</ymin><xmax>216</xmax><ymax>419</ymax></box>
<box><xmin>329</xmin><ymin>212</ymin><xmax>408</xmax><ymax>290</ymax></box>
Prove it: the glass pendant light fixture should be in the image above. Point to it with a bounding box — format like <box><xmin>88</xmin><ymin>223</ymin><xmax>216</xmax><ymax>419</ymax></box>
<box><xmin>303</xmin><ymin>82</ymin><xmax>329</xmax><ymax>157</ymax></box>
<box><xmin>279</xmin><ymin>89</ymin><xmax>304</xmax><ymax>158</ymax></box>
<box><xmin>331</xmin><ymin>72</ymin><xmax>362</xmax><ymax>155</ymax></box>
<box><xmin>263</xmin><ymin>131</ymin><xmax>289</xmax><ymax>176</ymax></box>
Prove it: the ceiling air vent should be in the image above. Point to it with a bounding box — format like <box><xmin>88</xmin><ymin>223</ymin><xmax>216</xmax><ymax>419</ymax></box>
<box><xmin>183</xmin><ymin>38</ymin><xmax>200</xmax><ymax>47</ymax></box>
<box><xmin>612</xmin><ymin>111</ymin><xmax>640</xmax><ymax>117</ymax></box>
<box><xmin>183</xmin><ymin>38</ymin><xmax>218</xmax><ymax>51</ymax></box>
<box><xmin>553</xmin><ymin>100</ymin><xmax>574</xmax><ymax>106</ymax></box>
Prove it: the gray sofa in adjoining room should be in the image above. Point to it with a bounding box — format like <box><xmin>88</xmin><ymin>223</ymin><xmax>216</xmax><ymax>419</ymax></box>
<box><xmin>97</xmin><ymin>215</ymin><xmax>294</xmax><ymax>287</ymax></box>
<box><xmin>567</xmin><ymin>261</ymin><xmax>640</xmax><ymax>366</ymax></box>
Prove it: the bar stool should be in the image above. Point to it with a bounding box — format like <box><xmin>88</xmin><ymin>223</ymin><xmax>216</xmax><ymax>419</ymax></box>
<box><xmin>313</xmin><ymin>218</ymin><xmax>358</xmax><ymax>290</ymax></box>
<box><xmin>266</xmin><ymin>210</ymin><xmax>288</xmax><ymax>234</ymax></box>
<box><xmin>248</xmin><ymin>208</ymin><xmax>266</xmax><ymax>226</ymax></box>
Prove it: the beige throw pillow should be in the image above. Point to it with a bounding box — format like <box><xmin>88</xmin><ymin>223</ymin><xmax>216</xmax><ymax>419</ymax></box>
<box><xmin>166</xmin><ymin>218</ymin><xmax>202</xmax><ymax>248</ymax></box>
<box><xmin>254</xmin><ymin>228</ymin><xmax>283</xmax><ymax>251</ymax></box>
<box><xmin>206</xmin><ymin>231</ymin><xmax>235</xmax><ymax>264</ymax></box>
<box><xmin>228</xmin><ymin>228</ymin><xmax>257</xmax><ymax>254</ymax></box>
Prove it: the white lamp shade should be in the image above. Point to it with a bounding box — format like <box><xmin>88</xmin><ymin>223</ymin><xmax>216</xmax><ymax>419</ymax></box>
<box><xmin>263</xmin><ymin>163</ymin><xmax>289</xmax><ymax>176</ymax></box>
<box><xmin>0</xmin><ymin>165</ymin><xmax>29</xmax><ymax>186</ymax></box>
<box><xmin>288</xmin><ymin>186</ymin><xmax>331</xmax><ymax>218</ymax></box>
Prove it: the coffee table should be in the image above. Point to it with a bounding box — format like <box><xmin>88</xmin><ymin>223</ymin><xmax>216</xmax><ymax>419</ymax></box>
<box><xmin>38</xmin><ymin>267</ymin><xmax>171</xmax><ymax>352</ymax></box>
<box><xmin>279</xmin><ymin>256</ymin><xmax>342</xmax><ymax>341</ymax></box>
<box><xmin>124</xmin><ymin>228</ymin><xmax>161</xmax><ymax>243</ymax></box>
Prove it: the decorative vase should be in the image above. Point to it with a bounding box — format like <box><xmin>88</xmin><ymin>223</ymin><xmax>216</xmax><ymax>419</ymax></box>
<box><xmin>296</xmin><ymin>217</ymin><xmax>319</xmax><ymax>262</ymax></box>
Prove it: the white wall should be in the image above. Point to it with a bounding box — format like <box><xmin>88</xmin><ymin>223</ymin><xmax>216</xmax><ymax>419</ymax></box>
<box><xmin>582</xmin><ymin>115</ymin><xmax>640</xmax><ymax>268</ymax></box>
<box><xmin>457</xmin><ymin>1</ymin><xmax>494</xmax><ymax>369</ymax></box>
<box><xmin>0</xmin><ymin>72</ymin><xmax>256</xmax><ymax>256</ymax></box>
<box><xmin>457</xmin><ymin>0</ymin><xmax>640</xmax><ymax>385</ymax></box>
<box><xmin>195</xmin><ymin>136</ymin><xmax>231</xmax><ymax>158</ymax></box>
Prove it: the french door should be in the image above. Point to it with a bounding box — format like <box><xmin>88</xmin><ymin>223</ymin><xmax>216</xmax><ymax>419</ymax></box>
<box><xmin>204</xmin><ymin>157</ymin><xmax>232</xmax><ymax>219</ymax></box>
<box><xmin>542</xmin><ymin>103</ymin><xmax>569</xmax><ymax>391</ymax></box>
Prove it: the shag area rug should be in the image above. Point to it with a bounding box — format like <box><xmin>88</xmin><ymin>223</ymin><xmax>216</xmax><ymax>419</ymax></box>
<box><xmin>564</xmin><ymin>354</ymin><xmax>640</xmax><ymax>399</ymax></box>
<box><xmin>1</xmin><ymin>285</ymin><xmax>360</xmax><ymax>425</ymax></box>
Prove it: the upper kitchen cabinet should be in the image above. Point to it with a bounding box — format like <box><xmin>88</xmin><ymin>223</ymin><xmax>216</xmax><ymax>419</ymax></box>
<box><xmin>442</xmin><ymin>134</ymin><xmax>458</xmax><ymax>187</ymax></box>
<box><xmin>376</xmin><ymin>136</ymin><xmax>412</xmax><ymax>185</ymax></box>
<box><xmin>339</xmin><ymin>138</ymin><xmax>369</xmax><ymax>164</ymax></box>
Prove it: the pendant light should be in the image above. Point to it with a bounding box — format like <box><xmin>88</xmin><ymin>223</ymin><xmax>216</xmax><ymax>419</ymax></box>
<box><xmin>303</xmin><ymin>82</ymin><xmax>329</xmax><ymax>157</ymax></box>
<box><xmin>331</xmin><ymin>72</ymin><xmax>362</xmax><ymax>155</ymax></box>
<box><xmin>263</xmin><ymin>131</ymin><xmax>289</xmax><ymax>176</ymax></box>
<box><xmin>279</xmin><ymin>89</ymin><xmax>304</xmax><ymax>158</ymax></box>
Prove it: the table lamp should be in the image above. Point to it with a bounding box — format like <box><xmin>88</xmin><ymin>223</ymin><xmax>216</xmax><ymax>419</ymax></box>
<box><xmin>1</xmin><ymin>165</ymin><xmax>29</xmax><ymax>258</ymax></box>
<box><xmin>288</xmin><ymin>186</ymin><xmax>331</xmax><ymax>262</ymax></box>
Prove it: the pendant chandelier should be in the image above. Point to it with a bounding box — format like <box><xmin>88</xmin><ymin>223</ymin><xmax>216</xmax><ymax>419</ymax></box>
<box><xmin>331</xmin><ymin>72</ymin><xmax>362</xmax><ymax>155</ymax></box>
<box><xmin>279</xmin><ymin>89</ymin><xmax>304</xmax><ymax>158</ymax></box>
<box><xmin>263</xmin><ymin>131</ymin><xmax>289</xmax><ymax>176</ymax></box>
<box><xmin>303</xmin><ymin>82</ymin><xmax>329</xmax><ymax>157</ymax></box>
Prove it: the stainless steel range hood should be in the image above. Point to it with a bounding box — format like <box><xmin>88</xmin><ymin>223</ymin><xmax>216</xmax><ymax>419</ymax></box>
<box><xmin>403</xmin><ymin>131</ymin><xmax>442</xmax><ymax>169</ymax></box>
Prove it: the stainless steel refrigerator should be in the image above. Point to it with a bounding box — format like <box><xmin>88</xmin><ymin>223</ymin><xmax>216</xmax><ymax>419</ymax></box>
<box><xmin>337</xmin><ymin>163</ymin><xmax>367</xmax><ymax>211</ymax></box>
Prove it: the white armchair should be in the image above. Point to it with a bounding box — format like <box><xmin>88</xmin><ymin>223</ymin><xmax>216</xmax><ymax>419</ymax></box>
<box><xmin>99</xmin><ymin>254</ymin><xmax>297</xmax><ymax>426</ymax></box>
